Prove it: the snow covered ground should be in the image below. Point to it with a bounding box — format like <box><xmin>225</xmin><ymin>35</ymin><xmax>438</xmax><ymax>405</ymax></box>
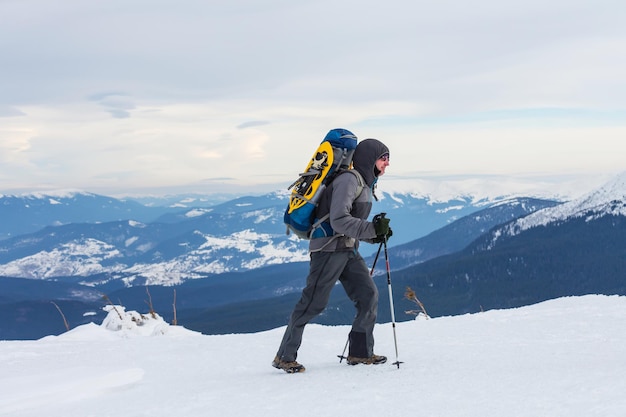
<box><xmin>1</xmin><ymin>295</ymin><xmax>625</xmax><ymax>417</ymax></box>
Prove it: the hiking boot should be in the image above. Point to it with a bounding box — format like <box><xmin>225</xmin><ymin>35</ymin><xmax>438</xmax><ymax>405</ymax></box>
<box><xmin>346</xmin><ymin>354</ymin><xmax>387</xmax><ymax>365</ymax></box>
<box><xmin>272</xmin><ymin>356</ymin><xmax>305</xmax><ymax>373</ymax></box>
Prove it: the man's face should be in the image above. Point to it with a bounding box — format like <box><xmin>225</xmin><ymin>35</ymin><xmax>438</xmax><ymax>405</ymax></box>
<box><xmin>375</xmin><ymin>154</ymin><xmax>389</xmax><ymax>176</ymax></box>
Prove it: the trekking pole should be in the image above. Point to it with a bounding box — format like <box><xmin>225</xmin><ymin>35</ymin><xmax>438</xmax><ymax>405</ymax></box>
<box><xmin>338</xmin><ymin>241</ymin><xmax>384</xmax><ymax>363</ymax></box>
<box><xmin>338</xmin><ymin>338</ymin><xmax>349</xmax><ymax>363</ymax></box>
<box><xmin>384</xmin><ymin>234</ymin><xmax>403</xmax><ymax>368</ymax></box>
<box><xmin>370</xmin><ymin>240</ymin><xmax>383</xmax><ymax>276</ymax></box>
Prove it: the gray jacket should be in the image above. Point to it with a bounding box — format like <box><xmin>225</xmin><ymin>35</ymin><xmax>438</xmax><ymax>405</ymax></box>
<box><xmin>309</xmin><ymin>170</ymin><xmax>377</xmax><ymax>252</ymax></box>
<box><xmin>309</xmin><ymin>137</ymin><xmax>390</xmax><ymax>253</ymax></box>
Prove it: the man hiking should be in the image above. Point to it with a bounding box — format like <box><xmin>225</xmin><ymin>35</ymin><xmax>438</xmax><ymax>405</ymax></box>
<box><xmin>273</xmin><ymin>137</ymin><xmax>392</xmax><ymax>373</ymax></box>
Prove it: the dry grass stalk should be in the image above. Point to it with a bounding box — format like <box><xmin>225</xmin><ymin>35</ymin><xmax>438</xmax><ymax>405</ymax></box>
<box><xmin>101</xmin><ymin>294</ymin><xmax>124</xmax><ymax>320</ymax></box>
<box><xmin>172</xmin><ymin>289</ymin><xmax>178</xmax><ymax>326</ymax></box>
<box><xmin>404</xmin><ymin>286</ymin><xmax>429</xmax><ymax>319</ymax></box>
<box><xmin>51</xmin><ymin>301</ymin><xmax>70</xmax><ymax>331</ymax></box>
<box><xmin>145</xmin><ymin>286</ymin><xmax>157</xmax><ymax>319</ymax></box>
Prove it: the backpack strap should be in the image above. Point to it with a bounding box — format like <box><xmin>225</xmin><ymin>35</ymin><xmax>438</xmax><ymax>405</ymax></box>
<box><xmin>345</xmin><ymin>169</ymin><xmax>366</xmax><ymax>196</ymax></box>
<box><xmin>310</xmin><ymin>169</ymin><xmax>365</xmax><ymax>238</ymax></box>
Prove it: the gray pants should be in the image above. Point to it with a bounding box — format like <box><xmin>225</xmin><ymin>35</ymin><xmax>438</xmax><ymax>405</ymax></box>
<box><xmin>276</xmin><ymin>250</ymin><xmax>379</xmax><ymax>362</ymax></box>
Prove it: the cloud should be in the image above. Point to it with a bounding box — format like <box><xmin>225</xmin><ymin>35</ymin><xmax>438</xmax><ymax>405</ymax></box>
<box><xmin>88</xmin><ymin>93</ymin><xmax>135</xmax><ymax>119</ymax></box>
<box><xmin>0</xmin><ymin>0</ymin><xmax>624</xmax><ymax>194</ymax></box>
<box><xmin>0</xmin><ymin>106</ymin><xmax>25</xmax><ymax>117</ymax></box>
<box><xmin>105</xmin><ymin>109</ymin><xmax>131</xmax><ymax>119</ymax></box>
<box><xmin>237</xmin><ymin>121</ymin><xmax>271</xmax><ymax>129</ymax></box>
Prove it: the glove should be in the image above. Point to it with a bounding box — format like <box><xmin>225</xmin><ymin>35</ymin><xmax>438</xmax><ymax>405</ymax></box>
<box><xmin>372</xmin><ymin>213</ymin><xmax>391</xmax><ymax>242</ymax></box>
<box><xmin>373</xmin><ymin>213</ymin><xmax>390</xmax><ymax>235</ymax></box>
<box><xmin>373</xmin><ymin>227</ymin><xmax>393</xmax><ymax>243</ymax></box>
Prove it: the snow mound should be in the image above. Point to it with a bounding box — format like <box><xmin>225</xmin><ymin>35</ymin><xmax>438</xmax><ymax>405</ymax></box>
<box><xmin>98</xmin><ymin>305</ymin><xmax>202</xmax><ymax>339</ymax></box>
<box><xmin>99</xmin><ymin>305</ymin><xmax>172</xmax><ymax>337</ymax></box>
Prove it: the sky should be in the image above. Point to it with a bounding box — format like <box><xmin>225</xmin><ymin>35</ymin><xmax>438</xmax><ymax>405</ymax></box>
<box><xmin>1</xmin><ymin>0</ymin><xmax>625</xmax><ymax>197</ymax></box>
<box><xmin>1</xmin><ymin>294</ymin><xmax>625</xmax><ymax>416</ymax></box>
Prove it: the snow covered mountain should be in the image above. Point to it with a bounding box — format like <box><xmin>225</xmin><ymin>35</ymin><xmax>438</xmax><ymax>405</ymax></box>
<box><xmin>0</xmin><ymin>189</ymin><xmax>533</xmax><ymax>286</ymax></box>
<box><xmin>486</xmin><ymin>172</ymin><xmax>626</xmax><ymax>246</ymax></box>
<box><xmin>0</xmin><ymin>191</ymin><xmax>179</xmax><ymax>240</ymax></box>
<box><xmin>369</xmin><ymin>197</ymin><xmax>560</xmax><ymax>271</ymax></box>
<box><xmin>3</xmin><ymin>174</ymin><xmax>626</xmax><ymax>340</ymax></box>
<box><xmin>386</xmin><ymin>173</ymin><xmax>626</xmax><ymax>318</ymax></box>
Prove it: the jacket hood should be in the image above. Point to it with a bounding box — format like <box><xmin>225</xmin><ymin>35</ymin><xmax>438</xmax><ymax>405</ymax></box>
<box><xmin>352</xmin><ymin>138</ymin><xmax>389</xmax><ymax>187</ymax></box>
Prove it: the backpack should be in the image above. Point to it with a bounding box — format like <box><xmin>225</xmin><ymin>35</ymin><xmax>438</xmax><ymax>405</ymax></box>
<box><xmin>283</xmin><ymin>128</ymin><xmax>360</xmax><ymax>239</ymax></box>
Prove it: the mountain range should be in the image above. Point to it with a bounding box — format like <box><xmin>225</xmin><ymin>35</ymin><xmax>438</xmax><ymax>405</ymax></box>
<box><xmin>184</xmin><ymin>174</ymin><xmax>626</xmax><ymax>335</ymax></box>
<box><xmin>0</xmin><ymin>188</ymin><xmax>520</xmax><ymax>285</ymax></box>
<box><xmin>1</xmin><ymin>173</ymin><xmax>626</xmax><ymax>340</ymax></box>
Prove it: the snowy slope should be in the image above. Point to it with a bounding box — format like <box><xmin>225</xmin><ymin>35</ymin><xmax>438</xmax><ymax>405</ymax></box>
<box><xmin>492</xmin><ymin>173</ymin><xmax>626</xmax><ymax>244</ymax></box>
<box><xmin>0</xmin><ymin>295</ymin><xmax>624</xmax><ymax>417</ymax></box>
